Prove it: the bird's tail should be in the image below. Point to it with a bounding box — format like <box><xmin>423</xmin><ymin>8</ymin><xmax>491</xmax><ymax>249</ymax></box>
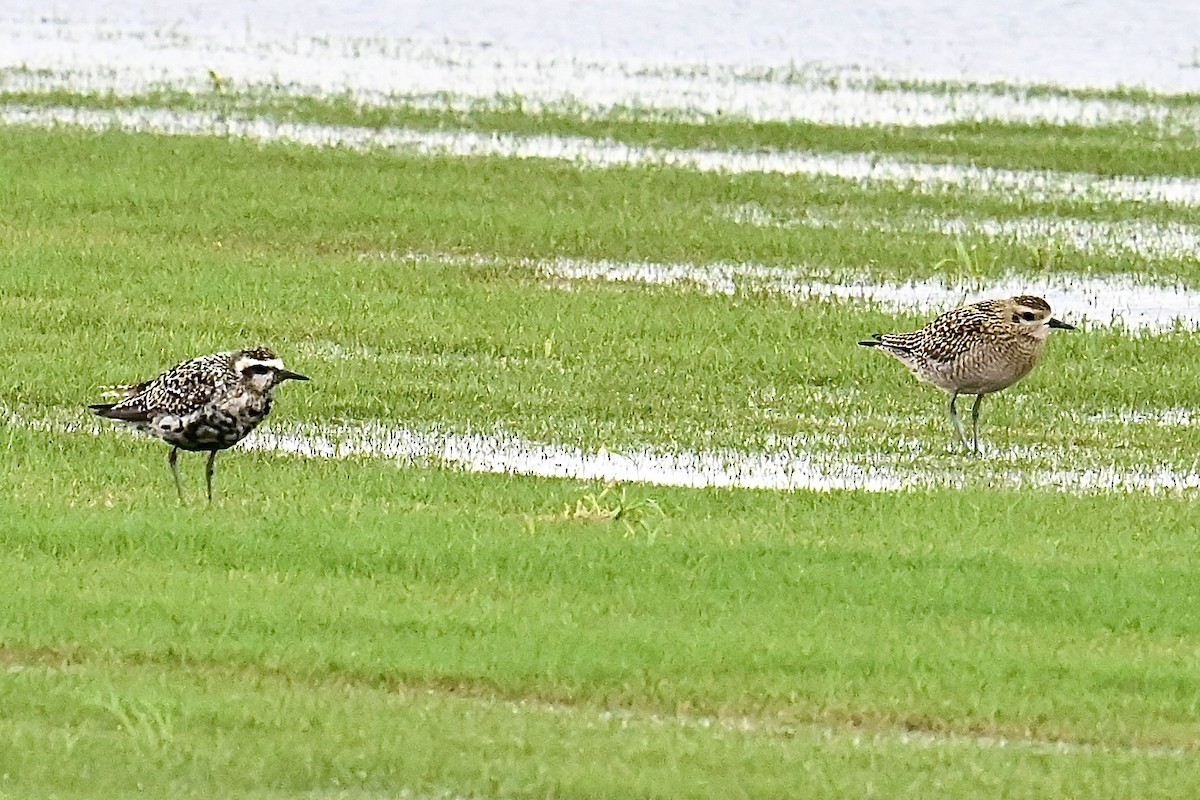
<box><xmin>858</xmin><ymin>333</ymin><xmax>912</xmax><ymax>354</ymax></box>
<box><xmin>88</xmin><ymin>402</ymin><xmax>152</xmax><ymax>422</ymax></box>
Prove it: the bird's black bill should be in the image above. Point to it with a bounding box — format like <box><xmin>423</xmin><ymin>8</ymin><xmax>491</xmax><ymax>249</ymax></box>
<box><xmin>276</xmin><ymin>369</ymin><xmax>310</xmax><ymax>382</ymax></box>
<box><xmin>1048</xmin><ymin>318</ymin><xmax>1075</xmax><ymax>330</ymax></box>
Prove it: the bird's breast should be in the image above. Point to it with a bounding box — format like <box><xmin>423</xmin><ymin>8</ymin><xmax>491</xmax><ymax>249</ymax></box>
<box><xmin>930</xmin><ymin>338</ymin><xmax>1044</xmax><ymax>394</ymax></box>
<box><xmin>149</xmin><ymin>391</ymin><xmax>274</xmax><ymax>451</ymax></box>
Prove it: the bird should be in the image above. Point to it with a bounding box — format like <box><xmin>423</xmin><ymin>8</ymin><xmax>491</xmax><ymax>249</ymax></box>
<box><xmin>89</xmin><ymin>347</ymin><xmax>310</xmax><ymax>503</ymax></box>
<box><xmin>859</xmin><ymin>295</ymin><xmax>1074</xmax><ymax>454</ymax></box>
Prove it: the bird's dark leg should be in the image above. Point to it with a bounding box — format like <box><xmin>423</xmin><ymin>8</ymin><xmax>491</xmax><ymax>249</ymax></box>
<box><xmin>168</xmin><ymin>446</ymin><xmax>186</xmax><ymax>503</ymax></box>
<box><xmin>205</xmin><ymin>451</ymin><xmax>217</xmax><ymax>505</ymax></box>
<box><xmin>970</xmin><ymin>394</ymin><xmax>986</xmax><ymax>456</ymax></box>
<box><xmin>948</xmin><ymin>392</ymin><xmax>970</xmax><ymax>452</ymax></box>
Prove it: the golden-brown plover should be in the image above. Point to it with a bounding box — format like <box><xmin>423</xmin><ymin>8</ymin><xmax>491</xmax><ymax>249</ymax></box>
<box><xmin>89</xmin><ymin>347</ymin><xmax>310</xmax><ymax>503</ymax></box>
<box><xmin>859</xmin><ymin>296</ymin><xmax>1074</xmax><ymax>454</ymax></box>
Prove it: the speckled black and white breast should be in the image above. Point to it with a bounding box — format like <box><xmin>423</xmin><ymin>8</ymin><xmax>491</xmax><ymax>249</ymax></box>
<box><xmin>151</xmin><ymin>391</ymin><xmax>274</xmax><ymax>451</ymax></box>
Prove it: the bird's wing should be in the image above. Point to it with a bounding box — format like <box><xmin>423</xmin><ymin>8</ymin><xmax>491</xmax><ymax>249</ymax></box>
<box><xmin>92</xmin><ymin>353</ymin><xmax>229</xmax><ymax>419</ymax></box>
<box><xmin>916</xmin><ymin>306</ymin><xmax>996</xmax><ymax>362</ymax></box>
<box><xmin>869</xmin><ymin>305</ymin><xmax>995</xmax><ymax>363</ymax></box>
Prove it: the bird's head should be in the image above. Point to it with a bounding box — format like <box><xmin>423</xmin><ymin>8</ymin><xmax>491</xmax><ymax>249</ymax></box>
<box><xmin>1005</xmin><ymin>296</ymin><xmax>1075</xmax><ymax>340</ymax></box>
<box><xmin>233</xmin><ymin>347</ymin><xmax>310</xmax><ymax>394</ymax></box>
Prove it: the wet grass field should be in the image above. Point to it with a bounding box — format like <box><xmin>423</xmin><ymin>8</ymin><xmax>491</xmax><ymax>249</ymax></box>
<box><xmin>2</xmin><ymin>79</ymin><xmax>1200</xmax><ymax>797</ymax></box>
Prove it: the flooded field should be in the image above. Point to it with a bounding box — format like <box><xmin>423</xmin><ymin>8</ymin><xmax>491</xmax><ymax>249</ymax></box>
<box><xmin>3</xmin><ymin>5</ymin><xmax>1200</xmax><ymax>492</ymax></box>
<box><xmin>3</xmin><ymin>4</ymin><xmax>1200</xmax><ymax>797</ymax></box>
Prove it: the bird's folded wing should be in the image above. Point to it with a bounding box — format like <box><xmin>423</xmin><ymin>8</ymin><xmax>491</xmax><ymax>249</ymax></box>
<box><xmin>911</xmin><ymin>310</ymin><xmax>995</xmax><ymax>362</ymax></box>
<box><xmin>94</xmin><ymin>356</ymin><xmax>226</xmax><ymax>418</ymax></box>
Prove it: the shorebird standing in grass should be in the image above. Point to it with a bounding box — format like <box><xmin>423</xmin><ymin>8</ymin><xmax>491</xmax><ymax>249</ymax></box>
<box><xmin>90</xmin><ymin>347</ymin><xmax>309</xmax><ymax>503</ymax></box>
<box><xmin>859</xmin><ymin>296</ymin><xmax>1074</xmax><ymax>454</ymax></box>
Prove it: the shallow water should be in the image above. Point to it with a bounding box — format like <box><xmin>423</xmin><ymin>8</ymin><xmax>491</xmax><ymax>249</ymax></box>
<box><xmin>5</xmin><ymin>5</ymin><xmax>1199</xmax><ymax>498</ymax></box>
<box><xmin>722</xmin><ymin>204</ymin><xmax>1200</xmax><ymax>264</ymax></box>
<box><xmin>9</xmin><ymin>404</ymin><xmax>1200</xmax><ymax>496</ymax></box>
<box><xmin>2</xmin><ymin>0</ymin><xmax>1199</xmax><ymax>94</ymax></box>
<box><xmin>377</xmin><ymin>252</ymin><xmax>1200</xmax><ymax>332</ymax></box>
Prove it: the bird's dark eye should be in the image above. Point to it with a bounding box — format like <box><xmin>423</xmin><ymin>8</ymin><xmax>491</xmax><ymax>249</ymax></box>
<box><xmin>1021</xmin><ymin>311</ymin><xmax>1036</xmax><ymax>321</ymax></box>
<box><xmin>245</xmin><ymin>365</ymin><xmax>271</xmax><ymax>375</ymax></box>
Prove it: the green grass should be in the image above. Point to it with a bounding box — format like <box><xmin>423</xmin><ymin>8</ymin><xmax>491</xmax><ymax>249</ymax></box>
<box><xmin>2</xmin><ymin>434</ymin><xmax>1200</xmax><ymax>796</ymax></box>
<box><xmin>3</xmin><ymin>123</ymin><xmax>1198</xmax><ymax>283</ymax></box>
<box><xmin>3</xmin><ymin>96</ymin><xmax>1200</xmax><ymax>796</ymax></box>
<box><xmin>6</xmin><ymin>658</ymin><xmax>1197</xmax><ymax>800</ymax></box>
<box><xmin>0</xmin><ymin>124</ymin><xmax>1195</xmax><ymax>285</ymax></box>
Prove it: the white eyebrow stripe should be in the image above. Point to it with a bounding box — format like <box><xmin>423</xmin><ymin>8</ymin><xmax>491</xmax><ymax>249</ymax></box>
<box><xmin>236</xmin><ymin>357</ymin><xmax>285</xmax><ymax>371</ymax></box>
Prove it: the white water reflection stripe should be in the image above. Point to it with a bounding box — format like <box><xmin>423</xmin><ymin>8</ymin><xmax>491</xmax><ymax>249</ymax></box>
<box><xmin>4</xmin><ymin>104</ymin><xmax>1200</xmax><ymax>207</ymax></box>
<box><xmin>8</xmin><ymin>405</ymin><xmax>1200</xmax><ymax>495</ymax></box>
<box><xmin>797</xmin><ymin>274</ymin><xmax>1197</xmax><ymax>331</ymax></box>
<box><xmin>539</xmin><ymin>259</ymin><xmax>1199</xmax><ymax>331</ymax></box>
<box><xmin>248</xmin><ymin>423</ymin><xmax>1200</xmax><ymax>495</ymax></box>
<box><xmin>1</xmin><ymin>404</ymin><xmax>907</xmax><ymax>492</ymax></box>
<box><xmin>245</xmin><ymin>422</ymin><xmax>912</xmax><ymax>492</ymax></box>
<box><xmin>720</xmin><ymin>203</ymin><xmax>1200</xmax><ymax>263</ymax></box>
<box><xmin>374</xmin><ymin>251</ymin><xmax>1200</xmax><ymax>332</ymax></box>
<box><xmin>578</xmin><ymin>268</ymin><xmax>1195</xmax><ymax>331</ymax></box>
